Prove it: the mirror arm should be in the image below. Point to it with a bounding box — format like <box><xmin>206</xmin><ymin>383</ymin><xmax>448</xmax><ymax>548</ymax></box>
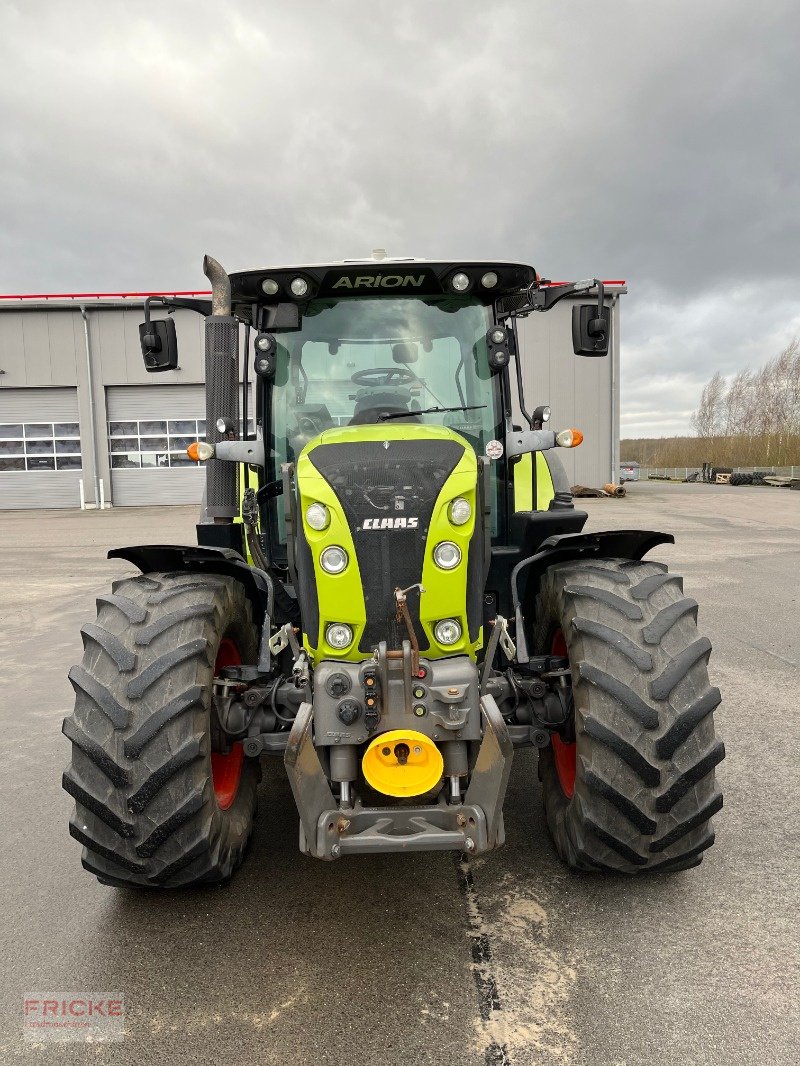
<box><xmin>512</xmin><ymin>340</ymin><xmax>535</xmax><ymax>429</ymax></box>
<box><xmin>141</xmin><ymin>297</ymin><xmax>160</xmax><ymax>352</ymax></box>
<box><xmin>506</xmin><ymin>429</ymin><xmax>557</xmax><ymax>458</ymax></box>
<box><xmin>144</xmin><ymin>295</ymin><xmax>212</xmax><ymax>320</ymax></box>
<box><xmin>588</xmin><ymin>280</ymin><xmax>607</xmax><ymax>338</ymax></box>
<box><xmin>215</xmin><ymin>440</ymin><xmax>266</xmax><ymax>466</ymax></box>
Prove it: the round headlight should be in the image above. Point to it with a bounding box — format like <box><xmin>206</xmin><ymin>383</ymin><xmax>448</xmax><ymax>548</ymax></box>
<box><xmin>290</xmin><ymin>277</ymin><xmax>309</xmax><ymax>297</ymax></box>
<box><xmin>261</xmin><ymin>278</ymin><xmax>279</xmax><ymax>296</ymax></box>
<box><xmin>433</xmin><ymin>541</ymin><xmax>462</xmax><ymax>570</ymax></box>
<box><xmin>451</xmin><ymin>272</ymin><xmax>470</xmax><ymax>292</ymax></box>
<box><xmin>306</xmin><ymin>502</ymin><xmax>330</xmax><ymax>531</ymax></box>
<box><xmin>489</xmin><ymin>327</ymin><xmax>507</xmax><ymax>345</ymax></box>
<box><xmin>326</xmin><ymin>623</ymin><xmax>353</xmax><ymax>649</ymax></box>
<box><xmin>448</xmin><ymin>497</ymin><xmax>472</xmax><ymax>526</ymax></box>
<box><xmin>434</xmin><ymin>618</ymin><xmax>462</xmax><ymax>646</ymax></box>
<box><xmin>255</xmin><ymin>333</ymin><xmax>275</xmax><ymax>352</ymax></box>
<box><xmin>320</xmin><ymin>546</ymin><xmax>348</xmax><ymax>574</ymax></box>
<box><xmin>481</xmin><ymin>271</ymin><xmax>499</xmax><ymax>289</ymax></box>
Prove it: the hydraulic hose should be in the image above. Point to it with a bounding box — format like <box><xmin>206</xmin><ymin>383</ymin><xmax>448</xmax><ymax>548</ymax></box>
<box><xmin>243</xmin><ymin>513</ymin><xmax>301</xmax><ymax>626</ymax></box>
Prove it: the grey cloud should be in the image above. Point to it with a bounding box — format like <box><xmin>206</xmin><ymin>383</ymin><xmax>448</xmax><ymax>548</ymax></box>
<box><xmin>0</xmin><ymin>0</ymin><xmax>797</xmax><ymax>433</ymax></box>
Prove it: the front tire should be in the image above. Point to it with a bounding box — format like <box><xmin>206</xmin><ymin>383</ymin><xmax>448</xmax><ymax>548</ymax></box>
<box><xmin>533</xmin><ymin>558</ymin><xmax>724</xmax><ymax>873</ymax></box>
<box><xmin>62</xmin><ymin>572</ymin><xmax>259</xmax><ymax>888</ymax></box>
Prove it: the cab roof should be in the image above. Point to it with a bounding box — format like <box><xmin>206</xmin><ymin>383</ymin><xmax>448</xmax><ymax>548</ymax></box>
<box><xmin>229</xmin><ymin>256</ymin><xmax>539</xmax><ymax>313</ymax></box>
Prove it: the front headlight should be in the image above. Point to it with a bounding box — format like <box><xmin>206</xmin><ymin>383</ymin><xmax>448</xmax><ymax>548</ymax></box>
<box><xmin>433</xmin><ymin>541</ymin><xmax>462</xmax><ymax>570</ymax></box>
<box><xmin>448</xmin><ymin>497</ymin><xmax>472</xmax><ymax>526</ymax></box>
<box><xmin>306</xmin><ymin>502</ymin><xmax>330</xmax><ymax>531</ymax></box>
<box><xmin>326</xmin><ymin>623</ymin><xmax>353</xmax><ymax>649</ymax></box>
<box><xmin>320</xmin><ymin>546</ymin><xmax>348</xmax><ymax>574</ymax></box>
<box><xmin>434</xmin><ymin>618</ymin><xmax>462</xmax><ymax>646</ymax></box>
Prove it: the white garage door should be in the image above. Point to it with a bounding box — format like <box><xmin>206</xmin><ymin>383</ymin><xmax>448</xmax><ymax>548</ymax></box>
<box><xmin>107</xmin><ymin>384</ymin><xmax>253</xmax><ymax>506</ymax></box>
<box><xmin>0</xmin><ymin>387</ymin><xmax>82</xmax><ymax>509</ymax></box>
<box><xmin>107</xmin><ymin>384</ymin><xmax>206</xmax><ymax>506</ymax></box>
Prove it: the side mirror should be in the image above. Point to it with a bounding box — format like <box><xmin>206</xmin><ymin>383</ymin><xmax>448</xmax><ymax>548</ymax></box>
<box><xmin>572</xmin><ymin>302</ymin><xmax>610</xmax><ymax>356</ymax></box>
<box><xmin>139</xmin><ymin>316</ymin><xmax>178</xmax><ymax>372</ymax></box>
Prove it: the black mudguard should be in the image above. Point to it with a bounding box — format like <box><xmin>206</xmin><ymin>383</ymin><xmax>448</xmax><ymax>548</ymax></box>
<box><xmin>511</xmin><ymin>529</ymin><xmax>674</xmax><ymax>663</ymax></box>
<box><xmin>108</xmin><ymin>544</ymin><xmax>274</xmax><ymax>621</ymax></box>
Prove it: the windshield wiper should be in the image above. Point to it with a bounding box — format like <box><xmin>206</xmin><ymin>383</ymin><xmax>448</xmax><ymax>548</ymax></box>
<box><xmin>379</xmin><ymin>404</ymin><xmax>487</xmax><ymax>422</ymax></box>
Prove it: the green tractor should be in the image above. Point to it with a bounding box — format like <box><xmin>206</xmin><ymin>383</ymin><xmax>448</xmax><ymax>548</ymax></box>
<box><xmin>63</xmin><ymin>254</ymin><xmax>723</xmax><ymax>886</ymax></box>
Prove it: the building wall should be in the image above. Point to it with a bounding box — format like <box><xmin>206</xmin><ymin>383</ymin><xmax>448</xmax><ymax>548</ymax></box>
<box><xmin>0</xmin><ymin>304</ymin><xmax>206</xmax><ymax>507</ymax></box>
<box><xmin>0</xmin><ymin>291</ymin><xmax>621</xmax><ymax>508</ymax></box>
<box><xmin>515</xmin><ymin>294</ymin><xmax>621</xmax><ymax>488</ymax></box>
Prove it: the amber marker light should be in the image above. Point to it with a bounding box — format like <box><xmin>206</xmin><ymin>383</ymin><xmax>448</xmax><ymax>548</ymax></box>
<box><xmin>187</xmin><ymin>441</ymin><xmax>215</xmax><ymax>462</ymax></box>
<box><xmin>555</xmin><ymin>428</ymin><xmax>584</xmax><ymax>448</ymax></box>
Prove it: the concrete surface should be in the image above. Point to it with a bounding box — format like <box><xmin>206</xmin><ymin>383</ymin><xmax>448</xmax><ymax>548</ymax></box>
<box><xmin>0</xmin><ymin>482</ymin><xmax>798</xmax><ymax>1065</ymax></box>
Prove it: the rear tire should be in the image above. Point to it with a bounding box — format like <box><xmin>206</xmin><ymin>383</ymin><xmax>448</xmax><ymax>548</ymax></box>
<box><xmin>533</xmin><ymin>558</ymin><xmax>724</xmax><ymax>873</ymax></box>
<box><xmin>62</xmin><ymin>572</ymin><xmax>259</xmax><ymax>888</ymax></box>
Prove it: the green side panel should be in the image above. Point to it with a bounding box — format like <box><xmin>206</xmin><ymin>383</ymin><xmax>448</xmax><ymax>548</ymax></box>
<box><xmin>513</xmin><ymin>451</ymin><xmax>554</xmax><ymax>511</ymax></box>
<box><xmin>296</xmin><ymin>423</ymin><xmax>481</xmax><ymax>663</ymax></box>
<box><xmin>535</xmin><ymin>452</ymin><xmax>555</xmax><ymax>510</ymax></box>
<box><xmin>513</xmin><ymin>453</ymin><xmax>533</xmax><ymax>511</ymax></box>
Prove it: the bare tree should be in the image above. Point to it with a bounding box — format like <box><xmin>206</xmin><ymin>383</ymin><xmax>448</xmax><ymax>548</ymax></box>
<box><xmin>691</xmin><ymin>371</ymin><xmax>725</xmax><ymax>439</ymax></box>
<box><xmin>626</xmin><ymin>339</ymin><xmax>800</xmax><ymax>469</ymax></box>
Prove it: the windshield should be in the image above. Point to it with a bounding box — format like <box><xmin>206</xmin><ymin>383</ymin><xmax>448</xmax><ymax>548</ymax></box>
<box><xmin>265</xmin><ymin>296</ymin><xmax>504</xmax><ymax>550</ymax></box>
<box><xmin>271</xmin><ymin>295</ymin><xmax>498</xmax><ymax>450</ymax></box>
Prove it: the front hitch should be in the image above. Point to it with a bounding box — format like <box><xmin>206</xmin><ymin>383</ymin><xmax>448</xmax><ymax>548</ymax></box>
<box><xmin>284</xmin><ymin>696</ymin><xmax>513</xmax><ymax>860</ymax></box>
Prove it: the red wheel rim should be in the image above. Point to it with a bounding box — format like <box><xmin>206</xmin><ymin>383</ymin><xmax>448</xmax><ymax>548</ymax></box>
<box><xmin>211</xmin><ymin>637</ymin><xmax>244</xmax><ymax>810</ymax></box>
<box><xmin>550</xmin><ymin>628</ymin><xmax>576</xmax><ymax>798</ymax></box>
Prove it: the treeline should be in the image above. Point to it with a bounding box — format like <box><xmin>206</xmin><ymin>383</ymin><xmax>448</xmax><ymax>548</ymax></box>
<box><xmin>622</xmin><ymin>339</ymin><xmax>800</xmax><ymax>468</ymax></box>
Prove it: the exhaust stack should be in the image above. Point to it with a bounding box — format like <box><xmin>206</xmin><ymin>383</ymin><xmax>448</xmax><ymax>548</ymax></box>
<box><xmin>202</xmin><ymin>255</ymin><xmax>238</xmax><ymax>520</ymax></box>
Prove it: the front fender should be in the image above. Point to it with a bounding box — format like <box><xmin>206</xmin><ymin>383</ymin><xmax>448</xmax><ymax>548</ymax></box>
<box><xmin>511</xmin><ymin>529</ymin><xmax>674</xmax><ymax>663</ymax></box>
<box><xmin>108</xmin><ymin>544</ymin><xmax>273</xmax><ymax>620</ymax></box>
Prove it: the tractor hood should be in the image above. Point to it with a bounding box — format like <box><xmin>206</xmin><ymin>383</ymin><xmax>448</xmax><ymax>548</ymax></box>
<box><xmin>292</xmin><ymin>423</ymin><xmax>485</xmax><ymax>663</ymax></box>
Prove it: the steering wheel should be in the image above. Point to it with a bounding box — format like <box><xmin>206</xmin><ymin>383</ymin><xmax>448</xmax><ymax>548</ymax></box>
<box><xmin>350</xmin><ymin>367</ymin><xmax>416</xmax><ymax>388</ymax></box>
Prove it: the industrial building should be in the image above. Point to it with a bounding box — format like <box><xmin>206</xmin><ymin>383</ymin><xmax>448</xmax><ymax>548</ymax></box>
<box><xmin>0</xmin><ymin>277</ymin><xmax>624</xmax><ymax>510</ymax></box>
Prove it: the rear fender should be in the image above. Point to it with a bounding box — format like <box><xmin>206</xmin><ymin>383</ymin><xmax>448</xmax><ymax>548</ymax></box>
<box><xmin>511</xmin><ymin>529</ymin><xmax>674</xmax><ymax>663</ymax></box>
<box><xmin>108</xmin><ymin>544</ymin><xmax>274</xmax><ymax>622</ymax></box>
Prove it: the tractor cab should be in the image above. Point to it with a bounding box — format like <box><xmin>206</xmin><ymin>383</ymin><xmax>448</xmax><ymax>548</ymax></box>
<box><xmin>223</xmin><ymin>258</ymin><xmax>597</xmax><ymax>578</ymax></box>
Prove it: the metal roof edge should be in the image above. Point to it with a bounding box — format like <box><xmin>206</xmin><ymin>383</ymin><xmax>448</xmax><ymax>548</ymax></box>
<box><xmin>0</xmin><ymin>279</ymin><xmax>628</xmax><ymax>308</ymax></box>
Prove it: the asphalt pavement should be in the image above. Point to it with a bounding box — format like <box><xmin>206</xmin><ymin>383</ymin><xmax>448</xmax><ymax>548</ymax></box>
<box><xmin>0</xmin><ymin>481</ymin><xmax>798</xmax><ymax>1065</ymax></box>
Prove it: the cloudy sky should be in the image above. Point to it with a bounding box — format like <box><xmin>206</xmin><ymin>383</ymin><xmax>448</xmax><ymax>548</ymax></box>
<box><xmin>1</xmin><ymin>0</ymin><xmax>797</xmax><ymax>436</ymax></box>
